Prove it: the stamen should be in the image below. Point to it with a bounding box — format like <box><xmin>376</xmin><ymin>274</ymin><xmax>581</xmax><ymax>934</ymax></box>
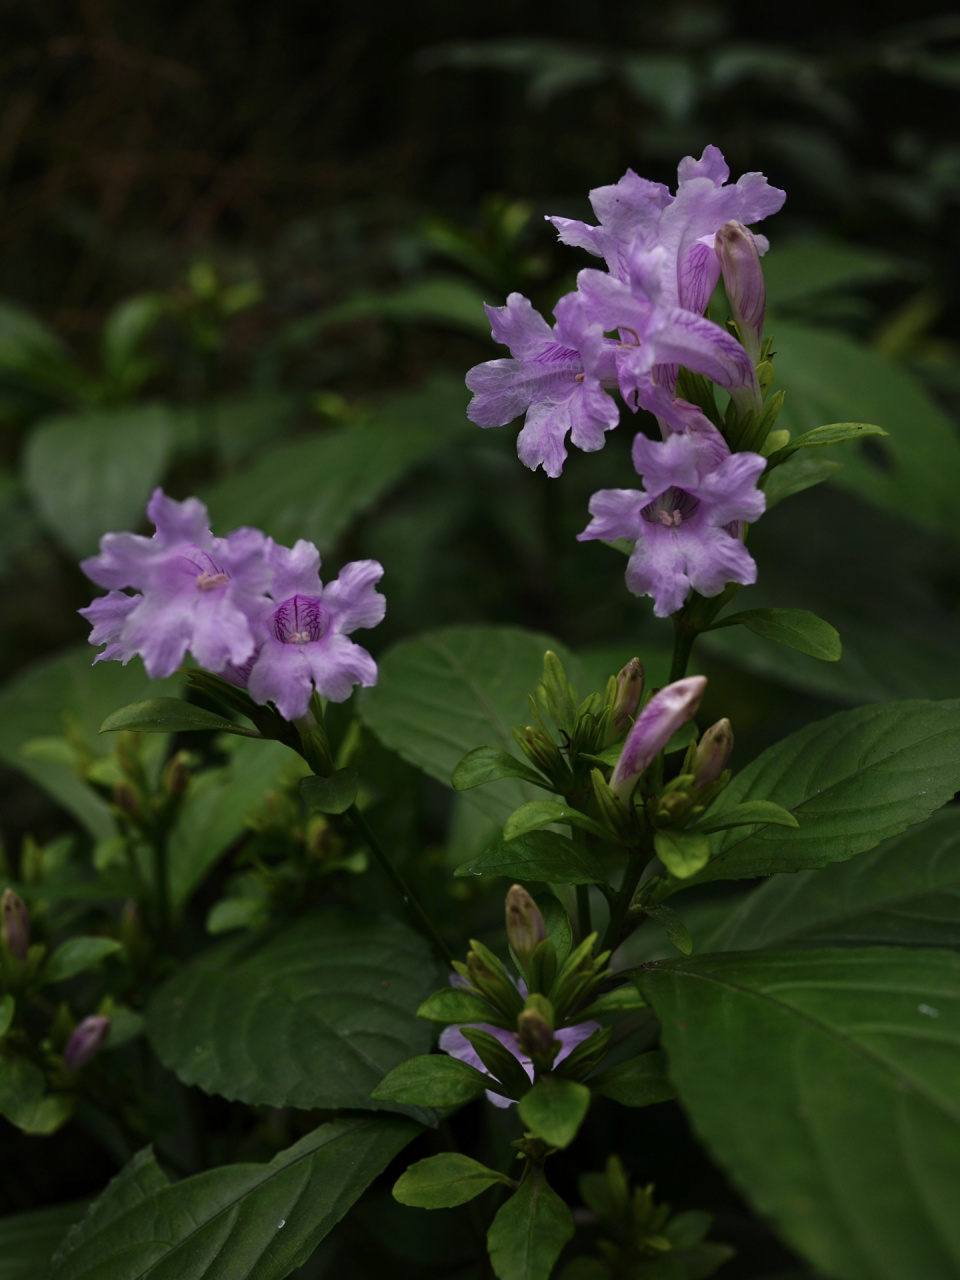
<box><xmin>196</xmin><ymin>570</ymin><xmax>229</xmax><ymax>590</ymax></box>
<box><xmin>575</xmin><ymin>372</ymin><xmax>585</xmax><ymax>383</ymax></box>
<box><xmin>656</xmin><ymin>509</ymin><xmax>684</xmax><ymax>528</ymax></box>
<box><xmin>287</xmin><ymin>629</ymin><xmax>311</xmax><ymax>645</ymax></box>
<box><xmin>641</xmin><ymin>487</ymin><xmax>700</xmax><ymax>528</ymax></box>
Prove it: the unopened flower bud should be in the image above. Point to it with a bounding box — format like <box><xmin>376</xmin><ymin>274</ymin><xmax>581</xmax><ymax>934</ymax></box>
<box><xmin>63</xmin><ymin>1015</ymin><xmax>110</xmax><ymax>1070</ymax></box>
<box><xmin>715</xmin><ymin>221</ymin><xmax>766</xmax><ymax>365</ymax></box>
<box><xmin>611</xmin><ymin>658</ymin><xmax>644</xmax><ymax>733</ymax></box>
<box><xmin>692</xmin><ymin>719</ymin><xmax>734</xmax><ymax>791</ymax></box>
<box><xmin>112</xmin><ymin>781</ymin><xmax>140</xmax><ymax>817</ymax></box>
<box><xmin>1</xmin><ymin>889</ymin><xmax>29</xmax><ymax>961</ymax></box>
<box><xmin>516</xmin><ymin>1009</ymin><xmax>558</xmax><ymax>1060</ymax></box>
<box><xmin>162</xmin><ymin>751</ymin><xmax>191</xmax><ymax>799</ymax></box>
<box><xmin>505</xmin><ymin>885</ymin><xmax>546</xmax><ymax>965</ymax></box>
<box><xmin>610</xmin><ymin>677</ymin><xmax>706</xmax><ymax>804</ymax></box>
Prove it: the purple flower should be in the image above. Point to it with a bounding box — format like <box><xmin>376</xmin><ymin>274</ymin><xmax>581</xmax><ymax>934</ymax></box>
<box><xmin>64</xmin><ymin>1015</ymin><xmax>111</xmax><ymax>1071</ymax></box>
<box><xmin>439</xmin><ymin>1019</ymin><xmax>601</xmax><ymax>1109</ymax></box>
<box><xmin>245</xmin><ymin>540</ymin><xmax>385</xmax><ymax>721</ymax></box>
<box><xmin>465</xmin><ymin>291</ymin><xmax>620</xmax><ymax>477</ymax></box>
<box><xmin>610</xmin><ymin>677</ymin><xmax>707</xmax><ymax>803</ymax></box>
<box><xmin>579</xmin><ymin>429</ymin><xmax>766</xmax><ymax>617</ymax></box>
<box><xmin>548</xmin><ymin>145</ymin><xmax>785</xmax><ymax>314</ymax></box>
<box><xmin>575</xmin><ymin>261</ymin><xmax>760</xmax><ymax>416</ymax></box>
<box><xmin>80</xmin><ymin>490</ymin><xmax>270</xmax><ymax>678</ymax></box>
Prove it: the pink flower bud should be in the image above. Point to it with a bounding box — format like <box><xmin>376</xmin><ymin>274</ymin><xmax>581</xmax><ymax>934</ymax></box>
<box><xmin>610</xmin><ymin>677</ymin><xmax>706</xmax><ymax>803</ymax></box>
<box><xmin>692</xmin><ymin>718</ymin><xmax>734</xmax><ymax>790</ymax></box>
<box><xmin>715</xmin><ymin>221</ymin><xmax>766</xmax><ymax>364</ymax></box>
<box><xmin>63</xmin><ymin>1015</ymin><xmax>111</xmax><ymax>1071</ymax></box>
<box><xmin>1</xmin><ymin>889</ymin><xmax>29</xmax><ymax>962</ymax></box>
<box><xmin>505</xmin><ymin>885</ymin><xmax>546</xmax><ymax>965</ymax></box>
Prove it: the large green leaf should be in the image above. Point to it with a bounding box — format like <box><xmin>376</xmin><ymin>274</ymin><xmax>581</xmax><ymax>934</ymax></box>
<box><xmin>635</xmin><ymin>948</ymin><xmax>960</xmax><ymax>1280</ymax></box>
<box><xmin>145</xmin><ymin>910</ymin><xmax>440</xmax><ymax>1115</ymax></box>
<box><xmin>23</xmin><ymin>406</ymin><xmax>173</xmax><ymax>557</ymax></box>
<box><xmin>455</xmin><ymin>831</ymin><xmax>607</xmax><ymax>885</ymax></box>
<box><xmin>708</xmin><ymin>807</ymin><xmax>960</xmax><ymax>952</ymax></box>
<box><xmin>0</xmin><ymin>1200</ymin><xmax>90</xmax><ymax>1280</ymax></box>
<box><xmin>359</xmin><ymin>626</ymin><xmax>587</xmax><ymax>826</ymax></box>
<box><xmin>202</xmin><ymin>377</ymin><xmax>469</xmax><ymax>553</ymax></box>
<box><xmin>0</xmin><ymin>645</ymin><xmax>177</xmax><ymax>840</ymax></box>
<box><xmin>763</xmin><ymin>238</ymin><xmax>901</xmax><ymax>306</ymax></box>
<box><xmin>772</xmin><ymin>320</ymin><xmax>960</xmax><ymax>542</ymax></box>
<box><xmin>684</xmin><ymin>699</ymin><xmax>960</xmax><ymax>884</ymax></box>
<box><xmin>487</xmin><ymin>1166</ymin><xmax>575</xmax><ymax>1280</ymax></box>
<box><xmin>50</xmin><ymin>1117</ymin><xmax>416</xmax><ymax>1280</ymax></box>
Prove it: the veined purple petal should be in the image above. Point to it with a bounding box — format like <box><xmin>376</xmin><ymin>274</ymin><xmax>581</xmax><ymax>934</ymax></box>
<box><xmin>610</xmin><ymin>677</ymin><xmax>707</xmax><ymax>799</ymax></box>
<box><xmin>578</xmin><ymin>487</ymin><xmax>650</xmax><ymax>544</ymax></box>
<box><xmin>323</xmin><ymin>560</ymin><xmax>387</xmax><ymax>633</ymax></box>
<box><xmin>485</xmin><ymin>293</ymin><xmax>555</xmax><ymax>359</ymax></box>
<box><xmin>78</xmin><ymin>590</ymin><xmax>141</xmax><ymax>664</ymax></box>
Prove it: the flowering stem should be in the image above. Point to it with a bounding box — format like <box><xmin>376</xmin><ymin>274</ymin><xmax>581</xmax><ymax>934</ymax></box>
<box><xmin>345</xmin><ymin>805</ymin><xmax>453</xmax><ymax>965</ymax></box>
<box><xmin>601</xmin><ymin>847</ymin><xmax>649</xmax><ymax>953</ymax></box>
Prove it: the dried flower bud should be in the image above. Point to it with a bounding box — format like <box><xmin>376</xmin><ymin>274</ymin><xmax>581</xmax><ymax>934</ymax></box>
<box><xmin>63</xmin><ymin>1015</ymin><xmax>110</xmax><ymax>1070</ymax></box>
<box><xmin>505</xmin><ymin>885</ymin><xmax>546</xmax><ymax>965</ymax></box>
<box><xmin>516</xmin><ymin>1009</ymin><xmax>558</xmax><ymax>1060</ymax></box>
<box><xmin>692</xmin><ymin>719</ymin><xmax>734</xmax><ymax>791</ymax></box>
<box><xmin>1</xmin><ymin>889</ymin><xmax>29</xmax><ymax>962</ymax></box>
<box><xmin>610</xmin><ymin>677</ymin><xmax>706</xmax><ymax>804</ymax></box>
<box><xmin>611</xmin><ymin>658</ymin><xmax>644</xmax><ymax>733</ymax></box>
<box><xmin>715</xmin><ymin>221</ymin><xmax>766</xmax><ymax>365</ymax></box>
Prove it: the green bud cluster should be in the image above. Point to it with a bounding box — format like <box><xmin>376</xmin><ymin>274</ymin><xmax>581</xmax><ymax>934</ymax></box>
<box><xmin>571</xmin><ymin>1156</ymin><xmax>731</xmax><ymax>1277</ymax></box>
<box><xmin>648</xmin><ymin>720</ymin><xmax>733</xmax><ymax>830</ymax></box>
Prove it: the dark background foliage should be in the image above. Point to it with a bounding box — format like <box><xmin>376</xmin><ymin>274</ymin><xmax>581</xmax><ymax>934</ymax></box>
<box><xmin>2</xmin><ymin>2</ymin><xmax>960</xmax><ymax>1277</ymax></box>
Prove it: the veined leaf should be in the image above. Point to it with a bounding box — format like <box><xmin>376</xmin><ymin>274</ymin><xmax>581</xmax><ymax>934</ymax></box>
<box><xmin>145</xmin><ymin>911</ymin><xmax>440</xmax><ymax>1117</ymax></box>
<box><xmin>636</xmin><ymin>948</ymin><xmax>960</xmax><ymax>1280</ymax></box>
<box><xmin>99</xmin><ymin>698</ymin><xmax>260</xmax><ymax>738</ymax></box>
<box><xmin>681</xmin><ymin>699</ymin><xmax>960</xmax><ymax>884</ymax></box>
<box><xmin>393</xmin><ymin>1153</ymin><xmax>514</xmax><ymax>1208</ymax></box>
<box><xmin>710</xmin><ymin>608</ymin><xmax>841</xmax><ymax>662</ymax></box>
<box><xmin>455</xmin><ymin>830</ymin><xmax>607</xmax><ymax>885</ymax></box>
<box><xmin>487</xmin><ymin>1165</ymin><xmax>574</xmax><ymax>1280</ymax></box>
<box><xmin>50</xmin><ymin>1117</ymin><xmax>416</xmax><ymax>1280</ymax></box>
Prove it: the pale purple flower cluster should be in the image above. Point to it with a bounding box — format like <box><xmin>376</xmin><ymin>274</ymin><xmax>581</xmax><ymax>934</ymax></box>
<box><xmin>80</xmin><ymin>489</ymin><xmax>385</xmax><ymax>721</ymax></box>
<box><xmin>440</xmin><ymin>1018</ymin><xmax>599</xmax><ymax>1109</ymax></box>
<box><xmin>465</xmin><ymin>145</ymin><xmax>784</xmax><ymax>617</ymax></box>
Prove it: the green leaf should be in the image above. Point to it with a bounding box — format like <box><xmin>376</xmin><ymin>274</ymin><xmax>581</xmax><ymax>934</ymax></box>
<box><xmin>708</xmin><ymin>807</ymin><xmax>960</xmax><ymax>952</ymax></box>
<box><xmin>517</xmin><ymin>1076</ymin><xmax>590</xmax><ymax>1149</ymax></box>
<box><xmin>0</xmin><ymin>646</ymin><xmax>179</xmax><ymax>840</ymax></box>
<box><xmin>0</xmin><ymin>995</ymin><xmax>14</xmax><ymax>1038</ymax></box>
<box><xmin>0</xmin><ymin>1056</ymin><xmax>45</xmax><ymax>1127</ymax></box>
<box><xmin>696</xmin><ymin>800</ymin><xmax>799</xmax><ymax>835</ymax></box>
<box><xmin>452</xmin><ymin>746</ymin><xmax>547</xmax><ymax>791</ymax></box>
<box><xmin>282</xmin><ymin>277</ymin><xmax>494</xmax><ymax>341</ymax></box>
<box><xmin>487</xmin><ymin>1165</ymin><xmax>575</xmax><ymax>1280</ymax></box>
<box><xmin>576</xmin><ymin>985</ymin><xmax>647</xmax><ymax>1019</ymax></box>
<box><xmin>461</xmin><ymin>1028</ymin><xmax>531</xmax><ymax>1100</ymax></box>
<box><xmin>371</xmin><ymin>1054</ymin><xmax>490</xmax><ymax>1107</ymax></box>
<box><xmin>773</xmin><ymin>320</ymin><xmax>960</xmax><ymax>542</ymax></box>
<box><xmin>99</xmin><ymin>698</ymin><xmax>260</xmax><ymax>738</ymax></box>
<box><xmin>765</xmin><ymin>422</ymin><xmax>886</xmax><ymax>469</ymax></box>
<box><xmin>504</xmin><ymin>801</ymin><xmax>613</xmax><ymax>844</ymax></box>
<box><xmin>393</xmin><ymin>1153</ymin><xmax>513</xmax><ymax>1208</ymax></box>
<box><xmin>203</xmin><ymin>377</ymin><xmax>468</xmax><ymax>553</ymax></box>
<box><xmin>635</xmin><ymin>948</ymin><xmax>960</xmax><ymax>1280</ymax></box>
<box><xmin>590</xmin><ymin>1050</ymin><xmax>677</xmax><ymax>1107</ymax></box>
<box><xmin>359</xmin><ymin>626</ymin><xmax>591</xmax><ymax>827</ymax></box>
<box><xmin>762</xmin><ymin>238</ymin><xmax>901</xmax><ymax>305</ymax></box>
<box><xmin>763</xmin><ymin>451</ymin><xmax>842</xmax><ymax>508</ymax></box>
<box><xmin>644</xmin><ymin>904</ymin><xmax>693</xmax><ymax>955</ymax></box>
<box><xmin>300</xmin><ymin>769</ymin><xmax>358</xmax><ymax>815</ymax></box>
<box><xmin>22</xmin><ymin>406</ymin><xmax>173</xmax><ymax>557</ymax></box>
<box><xmin>417</xmin><ymin>987</ymin><xmax>496</xmax><ymax>1024</ymax></box>
<box><xmin>50</xmin><ymin>1117</ymin><xmax>416</xmax><ymax>1280</ymax></box>
<box><xmin>654</xmin><ymin>829</ymin><xmax>711</xmax><ymax>880</ymax></box>
<box><xmin>44</xmin><ymin>937</ymin><xmax>122</xmax><ymax>983</ymax></box>
<box><xmin>683</xmin><ymin>699</ymin><xmax>960</xmax><ymax>884</ymax></box>
<box><xmin>455</xmin><ymin>831</ymin><xmax>607</xmax><ymax>885</ymax></box>
<box><xmin>537</xmin><ymin>893</ymin><xmax>573</xmax><ymax>964</ymax></box>
<box><xmin>145</xmin><ymin>911</ymin><xmax>441</xmax><ymax>1116</ymax></box>
<box><xmin>710</xmin><ymin>608</ymin><xmax>841</xmax><ymax>662</ymax></box>
<box><xmin>0</xmin><ymin>1199</ymin><xmax>91</xmax><ymax>1280</ymax></box>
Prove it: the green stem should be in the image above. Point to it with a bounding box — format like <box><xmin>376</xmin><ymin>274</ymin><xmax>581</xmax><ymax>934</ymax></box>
<box><xmin>346</xmin><ymin>805</ymin><xmax>453</xmax><ymax>965</ymax></box>
<box><xmin>600</xmin><ymin>848</ymin><xmax>648</xmax><ymax>953</ymax></box>
<box><xmin>153</xmin><ymin>833</ymin><xmax>170</xmax><ymax>942</ymax></box>
<box><xmin>669</xmin><ymin>617</ymin><xmax>697</xmax><ymax>683</ymax></box>
<box><xmin>575</xmin><ymin>884</ymin><xmax>592</xmax><ymax>941</ymax></box>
